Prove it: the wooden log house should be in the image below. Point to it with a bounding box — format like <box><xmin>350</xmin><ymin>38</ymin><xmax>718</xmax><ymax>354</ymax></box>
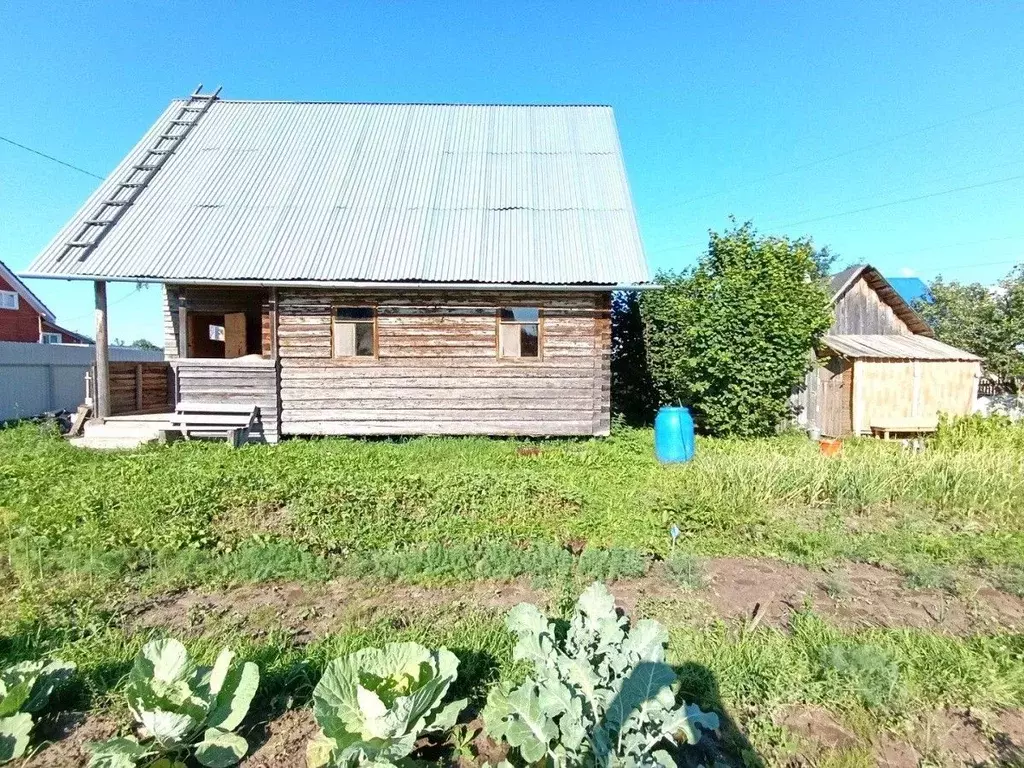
<box><xmin>21</xmin><ymin>89</ymin><xmax>650</xmax><ymax>441</ymax></box>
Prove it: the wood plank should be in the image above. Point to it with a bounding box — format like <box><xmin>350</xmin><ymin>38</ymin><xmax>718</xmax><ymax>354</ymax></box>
<box><xmin>280</xmin><ymin>397</ymin><xmax>592</xmax><ymax>410</ymax></box>
<box><xmin>282</xmin><ymin>420</ymin><xmax>595</xmax><ymax>436</ymax></box>
<box><xmin>280</xmin><ymin>361</ymin><xmax>595</xmax><ymax>375</ymax></box>
<box><xmin>280</xmin><ymin>384</ymin><xmax>593</xmax><ymax>398</ymax></box>
<box><xmin>282</xmin><ymin>407</ymin><xmax>592</xmax><ymax>421</ymax></box>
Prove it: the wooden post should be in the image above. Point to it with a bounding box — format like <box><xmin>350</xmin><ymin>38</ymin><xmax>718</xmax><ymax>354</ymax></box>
<box><xmin>135</xmin><ymin>363</ymin><xmax>144</xmax><ymax>413</ymax></box>
<box><xmin>94</xmin><ymin>281</ymin><xmax>111</xmax><ymax>420</ymax></box>
<box><xmin>177</xmin><ymin>292</ymin><xmax>188</xmax><ymax>359</ymax></box>
<box><xmin>269</xmin><ymin>287</ymin><xmax>279</xmax><ymax>359</ymax></box>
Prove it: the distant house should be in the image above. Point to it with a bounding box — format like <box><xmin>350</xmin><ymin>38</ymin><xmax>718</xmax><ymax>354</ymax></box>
<box><xmin>21</xmin><ymin>90</ymin><xmax>650</xmax><ymax>440</ymax></box>
<box><xmin>798</xmin><ymin>265</ymin><xmax>980</xmax><ymax>437</ymax></box>
<box><xmin>0</xmin><ymin>260</ymin><xmax>90</xmax><ymax>344</ymax></box>
<box><xmin>885</xmin><ymin>276</ymin><xmax>931</xmax><ymax>307</ymax></box>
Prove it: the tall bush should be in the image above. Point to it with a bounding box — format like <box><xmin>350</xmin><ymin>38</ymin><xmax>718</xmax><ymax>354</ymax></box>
<box><xmin>610</xmin><ymin>291</ymin><xmax>656</xmax><ymax>424</ymax></box>
<box><xmin>640</xmin><ymin>222</ymin><xmax>833</xmax><ymax>437</ymax></box>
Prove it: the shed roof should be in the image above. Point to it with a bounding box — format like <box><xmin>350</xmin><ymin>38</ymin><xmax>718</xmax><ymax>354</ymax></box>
<box><xmin>24</xmin><ymin>99</ymin><xmax>649</xmax><ymax>287</ymax></box>
<box><xmin>822</xmin><ymin>334</ymin><xmax>982</xmax><ymax>361</ymax></box>
<box><xmin>830</xmin><ymin>264</ymin><xmax>933</xmax><ymax>336</ymax></box>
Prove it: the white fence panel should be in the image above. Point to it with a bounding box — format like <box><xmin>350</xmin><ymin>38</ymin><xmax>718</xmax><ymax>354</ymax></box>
<box><xmin>0</xmin><ymin>342</ymin><xmax>164</xmax><ymax>422</ymax></box>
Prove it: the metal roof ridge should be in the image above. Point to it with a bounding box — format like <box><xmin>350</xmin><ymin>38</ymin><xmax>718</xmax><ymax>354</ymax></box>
<box><xmin>191</xmin><ymin>100</ymin><xmax>615</xmax><ymax>108</ymax></box>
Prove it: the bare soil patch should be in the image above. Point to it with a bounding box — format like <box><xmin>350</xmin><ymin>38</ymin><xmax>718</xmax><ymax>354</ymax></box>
<box><xmin>121</xmin><ymin>557</ymin><xmax>1024</xmax><ymax>640</ymax></box>
<box><xmin>615</xmin><ymin>558</ymin><xmax>1024</xmax><ymax>635</ymax></box>
<box><xmin>775</xmin><ymin>704</ymin><xmax>1024</xmax><ymax>767</ymax></box>
<box><xmin>124</xmin><ymin>578</ymin><xmax>546</xmax><ymax>640</ymax></box>
<box><xmin>242</xmin><ymin>707</ymin><xmax>319</xmax><ymax>767</ymax></box>
<box><xmin>19</xmin><ymin>712</ymin><xmax>118</xmax><ymax>767</ymax></box>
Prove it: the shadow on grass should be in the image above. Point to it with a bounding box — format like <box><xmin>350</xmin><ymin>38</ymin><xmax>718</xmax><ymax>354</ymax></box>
<box><xmin>676</xmin><ymin>661</ymin><xmax>763</xmax><ymax>768</ymax></box>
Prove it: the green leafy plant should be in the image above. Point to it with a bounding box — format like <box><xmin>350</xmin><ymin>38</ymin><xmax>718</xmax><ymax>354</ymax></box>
<box><xmin>577</xmin><ymin>547</ymin><xmax>648</xmax><ymax>582</ymax></box>
<box><xmin>87</xmin><ymin>638</ymin><xmax>259</xmax><ymax>767</ymax></box>
<box><xmin>307</xmin><ymin>641</ymin><xmax>466</xmax><ymax>767</ymax></box>
<box><xmin>821</xmin><ymin>644</ymin><xmax>900</xmax><ymax>710</ymax></box>
<box><xmin>664</xmin><ymin>552</ymin><xmax>707</xmax><ymax>590</ymax></box>
<box><xmin>482</xmin><ymin>582</ymin><xmax>719</xmax><ymax>766</ymax></box>
<box><xmin>0</xmin><ymin>659</ymin><xmax>75</xmax><ymax>762</ymax></box>
<box><xmin>640</xmin><ymin>221</ymin><xmax>834</xmax><ymax>437</ymax></box>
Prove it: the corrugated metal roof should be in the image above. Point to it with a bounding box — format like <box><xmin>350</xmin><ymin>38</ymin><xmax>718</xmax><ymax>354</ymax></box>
<box><xmin>25</xmin><ymin>100</ymin><xmax>650</xmax><ymax>285</ymax></box>
<box><xmin>823</xmin><ymin>334</ymin><xmax>981</xmax><ymax>361</ymax></box>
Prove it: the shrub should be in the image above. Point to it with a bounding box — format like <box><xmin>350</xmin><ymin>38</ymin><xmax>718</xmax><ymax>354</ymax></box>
<box><xmin>640</xmin><ymin>221</ymin><xmax>833</xmax><ymax>437</ymax></box>
<box><xmin>932</xmin><ymin>412</ymin><xmax>1024</xmax><ymax>452</ymax></box>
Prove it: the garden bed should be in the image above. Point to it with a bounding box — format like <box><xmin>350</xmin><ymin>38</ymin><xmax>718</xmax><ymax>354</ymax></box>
<box><xmin>4</xmin><ymin>421</ymin><xmax>1024</xmax><ymax>765</ymax></box>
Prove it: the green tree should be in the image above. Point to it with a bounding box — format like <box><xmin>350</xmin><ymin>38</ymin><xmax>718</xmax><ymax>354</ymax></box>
<box><xmin>610</xmin><ymin>291</ymin><xmax>656</xmax><ymax>424</ymax></box>
<box><xmin>918</xmin><ymin>267</ymin><xmax>1024</xmax><ymax>390</ymax></box>
<box><xmin>130</xmin><ymin>338</ymin><xmax>159</xmax><ymax>350</ymax></box>
<box><xmin>640</xmin><ymin>222</ymin><xmax>833</xmax><ymax>437</ymax></box>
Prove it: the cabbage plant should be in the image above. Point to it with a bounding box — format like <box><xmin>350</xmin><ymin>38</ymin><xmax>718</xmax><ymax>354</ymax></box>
<box><xmin>0</xmin><ymin>658</ymin><xmax>75</xmax><ymax>762</ymax></box>
<box><xmin>482</xmin><ymin>582</ymin><xmax>719</xmax><ymax>767</ymax></box>
<box><xmin>307</xmin><ymin>641</ymin><xmax>466</xmax><ymax>767</ymax></box>
<box><xmin>87</xmin><ymin>638</ymin><xmax>259</xmax><ymax>768</ymax></box>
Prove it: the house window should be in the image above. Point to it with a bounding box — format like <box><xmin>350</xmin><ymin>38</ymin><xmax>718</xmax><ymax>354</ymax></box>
<box><xmin>498</xmin><ymin>307</ymin><xmax>541</xmax><ymax>358</ymax></box>
<box><xmin>333</xmin><ymin>307</ymin><xmax>376</xmax><ymax>357</ymax></box>
<box><xmin>40</xmin><ymin>332</ymin><xmax>62</xmax><ymax>344</ymax></box>
<box><xmin>0</xmin><ymin>290</ymin><xmax>18</xmax><ymax>310</ymax></box>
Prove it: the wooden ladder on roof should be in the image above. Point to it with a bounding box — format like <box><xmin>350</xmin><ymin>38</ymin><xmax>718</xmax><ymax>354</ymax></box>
<box><xmin>56</xmin><ymin>84</ymin><xmax>222</xmax><ymax>264</ymax></box>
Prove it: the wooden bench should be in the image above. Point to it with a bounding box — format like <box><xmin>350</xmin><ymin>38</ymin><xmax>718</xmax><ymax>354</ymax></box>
<box><xmin>161</xmin><ymin>402</ymin><xmax>261</xmax><ymax>447</ymax></box>
<box><xmin>870</xmin><ymin>417</ymin><xmax>938</xmax><ymax>440</ymax></box>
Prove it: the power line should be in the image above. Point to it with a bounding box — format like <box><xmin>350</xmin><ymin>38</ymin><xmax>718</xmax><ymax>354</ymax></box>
<box><xmin>59</xmin><ymin>285</ymin><xmax>146</xmax><ymax>327</ymax></box>
<box><xmin>648</xmin><ymin>96</ymin><xmax>1023</xmax><ymax>213</ymax></box>
<box><xmin>0</xmin><ymin>135</ymin><xmax>104</xmax><ymax>180</ymax></box>
<box><xmin>772</xmin><ymin>173</ymin><xmax>1024</xmax><ymax>228</ymax></box>
<box><xmin>747</xmin><ymin>156</ymin><xmax>1024</xmax><ymax>231</ymax></box>
<box><xmin>644</xmin><ymin>173</ymin><xmax>1024</xmax><ymax>258</ymax></box>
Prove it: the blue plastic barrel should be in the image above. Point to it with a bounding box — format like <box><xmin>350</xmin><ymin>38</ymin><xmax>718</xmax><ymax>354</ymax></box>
<box><xmin>654</xmin><ymin>406</ymin><xmax>695</xmax><ymax>463</ymax></box>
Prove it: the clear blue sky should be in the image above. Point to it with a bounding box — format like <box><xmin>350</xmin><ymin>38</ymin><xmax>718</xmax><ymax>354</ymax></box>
<box><xmin>1</xmin><ymin>1</ymin><xmax>1021</xmax><ymax>343</ymax></box>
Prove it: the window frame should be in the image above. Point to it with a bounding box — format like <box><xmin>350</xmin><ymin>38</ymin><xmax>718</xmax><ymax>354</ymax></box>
<box><xmin>331</xmin><ymin>304</ymin><xmax>378</xmax><ymax>360</ymax></box>
<box><xmin>496</xmin><ymin>306</ymin><xmax>543</xmax><ymax>361</ymax></box>
<box><xmin>39</xmin><ymin>332</ymin><xmax>62</xmax><ymax>344</ymax></box>
<box><xmin>0</xmin><ymin>290</ymin><xmax>19</xmax><ymax>310</ymax></box>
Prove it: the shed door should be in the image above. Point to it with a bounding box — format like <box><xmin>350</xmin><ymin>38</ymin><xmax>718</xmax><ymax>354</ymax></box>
<box><xmin>819</xmin><ymin>357</ymin><xmax>853</xmax><ymax>437</ymax></box>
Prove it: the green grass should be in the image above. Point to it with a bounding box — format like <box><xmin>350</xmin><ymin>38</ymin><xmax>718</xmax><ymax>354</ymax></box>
<box><xmin>665</xmin><ymin>551</ymin><xmax>708</xmax><ymax>590</ymax></box>
<box><xmin>3</xmin><ymin>419</ymin><xmax>1024</xmax><ymax>763</ymax></box>
<box><xmin>3</xmin><ymin>421</ymin><xmax>1024</xmax><ymax>574</ymax></box>
<box><xmin>902</xmin><ymin>561</ymin><xmax>963</xmax><ymax>595</ymax></box>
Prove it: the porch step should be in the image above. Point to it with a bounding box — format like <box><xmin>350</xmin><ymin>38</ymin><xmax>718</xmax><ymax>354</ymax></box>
<box><xmin>69</xmin><ymin>435</ymin><xmax>159</xmax><ymax>451</ymax></box>
<box><xmin>82</xmin><ymin>418</ymin><xmax>167</xmax><ymax>442</ymax></box>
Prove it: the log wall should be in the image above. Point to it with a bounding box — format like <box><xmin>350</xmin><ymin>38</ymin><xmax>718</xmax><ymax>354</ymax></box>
<box><xmin>277</xmin><ymin>289</ymin><xmax>611</xmax><ymax>437</ymax></box>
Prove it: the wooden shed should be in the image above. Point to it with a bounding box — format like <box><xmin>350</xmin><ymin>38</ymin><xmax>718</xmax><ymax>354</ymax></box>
<box><xmin>800</xmin><ymin>265</ymin><xmax>981</xmax><ymax>437</ymax></box>
<box><xmin>20</xmin><ymin>89</ymin><xmax>650</xmax><ymax>441</ymax></box>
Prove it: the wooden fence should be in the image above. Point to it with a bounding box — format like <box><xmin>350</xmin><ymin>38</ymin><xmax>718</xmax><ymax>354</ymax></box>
<box><xmin>89</xmin><ymin>362</ymin><xmax>173</xmax><ymax>416</ymax></box>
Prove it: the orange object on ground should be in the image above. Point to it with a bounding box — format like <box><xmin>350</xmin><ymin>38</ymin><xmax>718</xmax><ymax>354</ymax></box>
<box><xmin>819</xmin><ymin>438</ymin><xmax>842</xmax><ymax>456</ymax></box>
